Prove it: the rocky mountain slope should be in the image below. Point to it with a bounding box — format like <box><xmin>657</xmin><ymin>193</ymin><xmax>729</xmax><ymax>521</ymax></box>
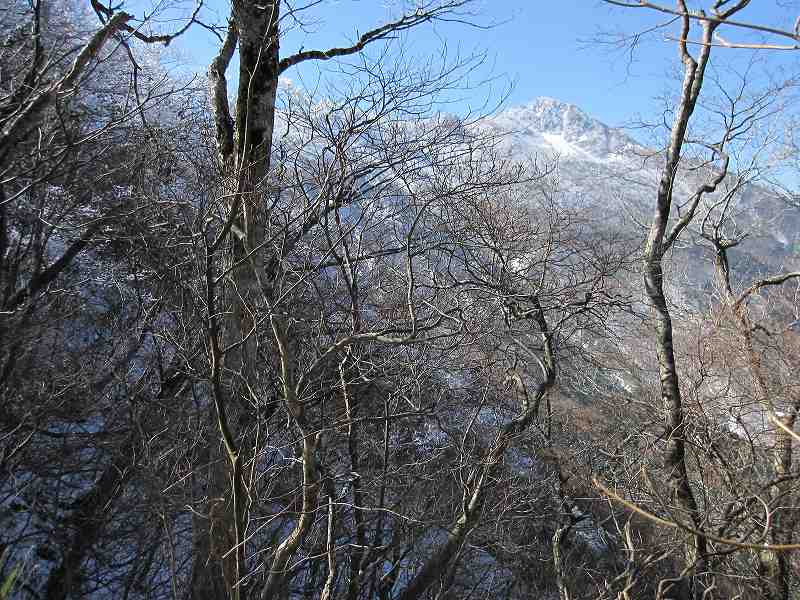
<box><xmin>488</xmin><ymin>97</ymin><xmax>800</xmax><ymax>302</ymax></box>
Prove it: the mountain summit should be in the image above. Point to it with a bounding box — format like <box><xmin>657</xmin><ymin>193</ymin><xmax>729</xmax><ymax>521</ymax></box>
<box><xmin>489</xmin><ymin>97</ymin><xmax>638</xmax><ymax>160</ymax></box>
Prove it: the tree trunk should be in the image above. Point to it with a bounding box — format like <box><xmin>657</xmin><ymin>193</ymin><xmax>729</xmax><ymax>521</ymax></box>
<box><xmin>198</xmin><ymin>6</ymin><xmax>281</xmax><ymax>597</ymax></box>
<box><xmin>640</xmin><ymin>11</ymin><xmax>728</xmax><ymax>596</ymax></box>
<box><xmin>552</xmin><ymin>524</ymin><xmax>573</xmax><ymax>600</ymax></box>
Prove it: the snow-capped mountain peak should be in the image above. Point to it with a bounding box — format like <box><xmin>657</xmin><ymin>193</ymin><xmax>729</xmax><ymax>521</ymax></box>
<box><xmin>502</xmin><ymin>97</ymin><xmax>600</xmax><ymax>136</ymax></box>
<box><xmin>487</xmin><ymin>97</ymin><xmax>800</xmax><ymax>298</ymax></box>
<box><xmin>489</xmin><ymin>97</ymin><xmax>638</xmax><ymax>160</ymax></box>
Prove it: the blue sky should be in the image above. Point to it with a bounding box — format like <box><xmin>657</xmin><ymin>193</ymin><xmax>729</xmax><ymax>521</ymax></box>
<box><xmin>142</xmin><ymin>0</ymin><xmax>799</xmax><ymax>129</ymax></box>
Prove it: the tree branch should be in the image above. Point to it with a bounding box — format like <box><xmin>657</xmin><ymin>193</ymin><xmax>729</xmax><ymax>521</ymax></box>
<box><xmin>208</xmin><ymin>19</ymin><xmax>238</xmax><ymax>163</ymax></box>
<box><xmin>0</xmin><ymin>11</ymin><xmax>132</xmax><ymax>157</ymax></box>
<box><xmin>91</xmin><ymin>0</ymin><xmax>203</xmax><ymax>46</ymax></box>
<box><xmin>734</xmin><ymin>271</ymin><xmax>800</xmax><ymax>309</ymax></box>
<box><xmin>278</xmin><ymin>1</ymin><xmax>474</xmax><ymax>74</ymax></box>
<box><xmin>603</xmin><ymin>0</ymin><xmax>799</xmax><ymax>46</ymax></box>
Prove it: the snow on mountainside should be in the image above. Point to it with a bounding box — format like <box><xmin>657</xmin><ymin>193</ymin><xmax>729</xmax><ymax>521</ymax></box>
<box><xmin>486</xmin><ymin>97</ymin><xmax>800</xmax><ymax>295</ymax></box>
<box><xmin>484</xmin><ymin>97</ymin><xmax>662</xmax><ymax>222</ymax></box>
<box><xmin>487</xmin><ymin>97</ymin><xmax>640</xmax><ymax>161</ymax></box>
<box><xmin>489</xmin><ymin>99</ymin><xmax>800</xmax><ymax>440</ymax></box>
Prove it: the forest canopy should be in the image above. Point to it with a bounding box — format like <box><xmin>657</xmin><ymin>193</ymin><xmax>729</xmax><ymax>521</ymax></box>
<box><xmin>1</xmin><ymin>1</ymin><xmax>800</xmax><ymax>599</ymax></box>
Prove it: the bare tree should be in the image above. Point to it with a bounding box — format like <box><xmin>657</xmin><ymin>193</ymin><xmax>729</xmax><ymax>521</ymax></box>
<box><xmin>598</xmin><ymin>2</ymin><xmax>800</xmax><ymax>598</ymax></box>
